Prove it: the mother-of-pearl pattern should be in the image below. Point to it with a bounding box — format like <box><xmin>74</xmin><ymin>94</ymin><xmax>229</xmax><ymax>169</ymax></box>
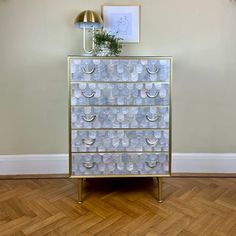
<box><xmin>70</xmin><ymin>59</ymin><xmax>170</xmax><ymax>82</ymax></box>
<box><xmin>72</xmin><ymin>130</ymin><xmax>169</xmax><ymax>152</ymax></box>
<box><xmin>71</xmin><ymin>83</ymin><xmax>169</xmax><ymax>106</ymax></box>
<box><xmin>71</xmin><ymin>106</ymin><xmax>169</xmax><ymax>129</ymax></box>
<box><xmin>70</xmin><ymin>59</ymin><xmax>171</xmax><ymax>176</ymax></box>
<box><xmin>72</xmin><ymin>153</ymin><xmax>169</xmax><ymax>176</ymax></box>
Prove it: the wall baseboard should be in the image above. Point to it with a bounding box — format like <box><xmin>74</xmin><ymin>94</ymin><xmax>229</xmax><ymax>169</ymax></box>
<box><xmin>0</xmin><ymin>174</ymin><xmax>69</xmax><ymax>180</ymax></box>
<box><xmin>0</xmin><ymin>153</ymin><xmax>235</xmax><ymax>176</ymax></box>
<box><xmin>0</xmin><ymin>154</ymin><xmax>68</xmax><ymax>175</ymax></box>
<box><xmin>171</xmin><ymin>173</ymin><xmax>236</xmax><ymax>177</ymax></box>
<box><xmin>173</xmin><ymin>153</ymin><xmax>236</xmax><ymax>173</ymax></box>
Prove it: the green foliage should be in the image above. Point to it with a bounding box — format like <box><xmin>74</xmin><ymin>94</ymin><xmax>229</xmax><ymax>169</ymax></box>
<box><xmin>94</xmin><ymin>30</ymin><xmax>123</xmax><ymax>56</ymax></box>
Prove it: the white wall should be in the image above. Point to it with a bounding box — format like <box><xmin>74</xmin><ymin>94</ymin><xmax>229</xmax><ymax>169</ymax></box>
<box><xmin>0</xmin><ymin>0</ymin><xmax>236</xmax><ymax>156</ymax></box>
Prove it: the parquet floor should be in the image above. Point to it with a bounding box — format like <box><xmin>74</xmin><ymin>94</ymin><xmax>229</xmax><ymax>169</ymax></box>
<box><xmin>0</xmin><ymin>177</ymin><xmax>235</xmax><ymax>236</ymax></box>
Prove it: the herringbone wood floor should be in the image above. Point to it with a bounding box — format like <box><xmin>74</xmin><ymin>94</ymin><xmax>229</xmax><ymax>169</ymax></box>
<box><xmin>0</xmin><ymin>177</ymin><xmax>235</xmax><ymax>236</ymax></box>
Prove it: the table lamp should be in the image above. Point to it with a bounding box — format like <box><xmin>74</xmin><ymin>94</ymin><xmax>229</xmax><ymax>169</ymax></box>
<box><xmin>74</xmin><ymin>10</ymin><xmax>103</xmax><ymax>55</ymax></box>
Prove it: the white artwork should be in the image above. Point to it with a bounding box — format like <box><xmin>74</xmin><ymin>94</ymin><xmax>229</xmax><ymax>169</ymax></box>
<box><xmin>102</xmin><ymin>5</ymin><xmax>140</xmax><ymax>43</ymax></box>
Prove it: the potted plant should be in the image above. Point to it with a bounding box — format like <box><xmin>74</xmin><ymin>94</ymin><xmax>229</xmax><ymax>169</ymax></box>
<box><xmin>94</xmin><ymin>30</ymin><xmax>123</xmax><ymax>56</ymax></box>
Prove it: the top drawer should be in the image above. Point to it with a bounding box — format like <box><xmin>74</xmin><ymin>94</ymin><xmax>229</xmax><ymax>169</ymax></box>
<box><xmin>70</xmin><ymin>59</ymin><xmax>170</xmax><ymax>82</ymax></box>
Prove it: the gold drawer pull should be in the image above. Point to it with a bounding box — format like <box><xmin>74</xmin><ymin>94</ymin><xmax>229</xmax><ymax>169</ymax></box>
<box><xmin>145</xmin><ymin>91</ymin><xmax>159</xmax><ymax>98</ymax></box>
<box><xmin>82</xmin><ymin>139</ymin><xmax>96</xmax><ymax>146</ymax></box>
<box><xmin>82</xmin><ymin>90</ymin><xmax>96</xmax><ymax>98</ymax></box>
<box><xmin>146</xmin><ymin>114</ymin><xmax>161</xmax><ymax>122</ymax></box>
<box><xmin>82</xmin><ymin>115</ymin><xmax>96</xmax><ymax>122</ymax></box>
<box><xmin>82</xmin><ymin>66</ymin><xmax>96</xmax><ymax>74</ymax></box>
<box><xmin>145</xmin><ymin>138</ymin><xmax>158</xmax><ymax>146</ymax></box>
<box><xmin>146</xmin><ymin>65</ymin><xmax>159</xmax><ymax>74</ymax></box>
<box><xmin>145</xmin><ymin>160</ymin><xmax>160</xmax><ymax>168</ymax></box>
<box><xmin>83</xmin><ymin>162</ymin><xmax>96</xmax><ymax>169</ymax></box>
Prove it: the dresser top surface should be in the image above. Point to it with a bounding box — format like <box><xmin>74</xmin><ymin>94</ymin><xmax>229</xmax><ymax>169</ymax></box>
<box><xmin>68</xmin><ymin>56</ymin><xmax>173</xmax><ymax>60</ymax></box>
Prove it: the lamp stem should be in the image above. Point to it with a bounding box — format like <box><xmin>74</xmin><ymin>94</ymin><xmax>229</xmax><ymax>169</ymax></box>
<box><xmin>92</xmin><ymin>26</ymin><xmax>95</xmax><ymax>50</ymax></box>
<box><xmin>83</xmin><ymin>26</ymin><xmax>94</xmax><ymax>54</ymax></box>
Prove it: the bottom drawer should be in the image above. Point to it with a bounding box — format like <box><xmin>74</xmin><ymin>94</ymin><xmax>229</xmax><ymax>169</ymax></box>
<box><xmin>71</xmin><ymin>153</ymin><xmax>169</xmax><ymax>176</ymax></box>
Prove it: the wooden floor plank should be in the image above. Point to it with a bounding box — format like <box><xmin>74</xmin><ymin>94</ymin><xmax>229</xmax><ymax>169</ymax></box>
<box><xmin>22</xmin><ymin>212</ymin><xmax>66</xmax><ymax>235</ymax></box>
<box><xmin>0</xmin><ymin>177</ymin><xmax>235</xmax><ymax>235</ymax></box>
<box><xmin>87</xmin><ymin>212</ymin><xmax>123</xmax><ymax>235</ymax></box>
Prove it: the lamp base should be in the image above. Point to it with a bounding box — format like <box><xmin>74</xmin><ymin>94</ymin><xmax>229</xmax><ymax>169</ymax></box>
<box><xmin>80</xmin><ymin>53</ymin><xmax>96</xmax><ymax>57</ymax></box>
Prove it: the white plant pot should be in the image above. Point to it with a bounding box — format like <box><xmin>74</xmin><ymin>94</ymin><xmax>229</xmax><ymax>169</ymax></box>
<box><xmin>96</xmin><ymin>43</ymin><xmax>111</xmax><ymax>56</ymax></box>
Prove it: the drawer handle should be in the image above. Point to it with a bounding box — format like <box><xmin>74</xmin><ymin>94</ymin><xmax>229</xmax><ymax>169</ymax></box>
<box><xmin>82</xmin><ymin>66</ymin><xmax>95</xmax><ymax>74</ymax></box>
<box><xmin>146</xmin><ymin>65</ymin><xmax>159</xmax><ymax>74</ymax></box>
<box><xmin>146</xmin><ymin>138</ymin><xmax>158</xmax><ymax>146</ymax></box>
<box><xmin>82</xmin><ymin>90</ymin><xmax>96</xmax><ymax>98</ymax></box>
<box><xmin>82</xmin><ymin>138</ymin><xmax>96</xmax><ymax>146</ymax></box>
<box><xmin>83</xmin><ymin>161</ymin><xmax>96</xmax><ymax>169</ymax></box>
<box><xmin>146</xmin><ymin>114</ymin><xmax>161</xmax><ymax>122</ymax></box>
<box><xmin>145</xmin><ymin>160</ymin><xmax>160</xmax><ymax>168</ymax></box>
<box><xmin>82</xmin><ymin>115</ymin><xmax>96</xmax><ymax>122</ymax></box>
<box><xmin>145</xmin><ymin>91</ymin><xmax>159</xmax><ymax>98</ymax></box>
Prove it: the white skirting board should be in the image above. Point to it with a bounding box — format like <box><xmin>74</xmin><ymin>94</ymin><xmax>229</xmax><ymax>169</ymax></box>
<box><xmin>0</xmin><ymin>153</ymin><xmax>236</xmax><ymax>175</ymax></box>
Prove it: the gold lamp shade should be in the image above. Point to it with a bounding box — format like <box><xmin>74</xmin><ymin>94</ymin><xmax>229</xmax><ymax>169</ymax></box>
<box><xmin>74</xmin><ymin>10</ymin><xmax>103</xmax><ymax>29</ymax></box>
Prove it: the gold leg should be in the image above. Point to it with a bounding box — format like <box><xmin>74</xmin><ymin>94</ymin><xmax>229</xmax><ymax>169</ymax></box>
<box><xmin>153</xmin><ymin>177</ymin><xmax>158</xmax><ymax>185</ymax></box>
<box><xmin>77</xmin><ymin>178</ymin><xmax>83</xmax><ymax>203</ymax></box>
<box><xmin>157</xmin><ymin>177</ymin><xmax>163</xmax><ymax>203</ymax></box>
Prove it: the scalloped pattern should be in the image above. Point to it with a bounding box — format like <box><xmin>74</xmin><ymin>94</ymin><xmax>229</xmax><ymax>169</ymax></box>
<box><xmin>72</xmin><ymin>153</ymin><xmax>169</xmax><ymax>176</ymax></box>
<box><xmin>71</xmin><ymin>83</ymin><xmax>169</xmax><ymax>106</ymax></box>
<box><xmin>72</xmin><ymin>130</ymin><xmax>169</xmax><ymax>152</ymax></box>
<box><xmin>71</xmin><ymin>59</ymin><xmax>170</xmax><ymax>82</ymax></box>
<box><xmin>70</xmin><ymin>59</ymin><xmax>171</xmax><ymax>176</ymax></box>
<box><xmin>71</xmin><ymin>106</ymin><xmax>169</xmax><ymax>129</ymax></box>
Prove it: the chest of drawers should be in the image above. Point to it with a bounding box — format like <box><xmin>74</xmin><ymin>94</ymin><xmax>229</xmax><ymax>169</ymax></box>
<box><xmin>68</xmin><ymin>56</ymin><xmax>172</xmax><ymax>202</ymax></box>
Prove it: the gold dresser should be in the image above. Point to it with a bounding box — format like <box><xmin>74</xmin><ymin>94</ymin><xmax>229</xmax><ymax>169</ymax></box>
<box><xmin>68</xmin><ymin>56</ymin><xmax>172</xmax><ymax>202</ymax></box>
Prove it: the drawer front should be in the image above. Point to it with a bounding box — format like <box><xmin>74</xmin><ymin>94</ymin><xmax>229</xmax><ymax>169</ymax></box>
<box><xmin>71</xmin><ymin>83</ymin><xmax>169</xmax><ymax>106</ymax></box>
<box><xmin>70</xmin><ymin>59</ymin><xmax>170</xmax><ymax>82</ymax></box>
<box><xmin>72</xmin><ymin>130</ymin><xmax>169</xmax><ymax>152</ymax></box>
<box><xmin>71</xmin><ymin>106</ymin><xmax>169</xmax><ymax>129</ymax></box>
<box><xmin>71</xmin><ymin>153</ymin><xmax>169</xmax><ymax>176</ymax></box>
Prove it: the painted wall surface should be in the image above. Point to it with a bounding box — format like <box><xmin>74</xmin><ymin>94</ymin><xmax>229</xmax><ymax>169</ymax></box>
<box><xmin>0</xmin><ymin>0</ymin><xmax>236</xmax><ymax>154</ymax></box>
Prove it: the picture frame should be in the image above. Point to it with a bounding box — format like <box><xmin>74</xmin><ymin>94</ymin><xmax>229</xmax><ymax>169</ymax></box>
<box><xmin>102</xmin><ymin>4</ymin><xmax>141</xmax><ymax>43</ymax></box>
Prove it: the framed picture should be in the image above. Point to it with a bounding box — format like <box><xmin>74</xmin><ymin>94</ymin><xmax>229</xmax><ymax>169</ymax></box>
<box><xmin>102</xmin><ymin>4</ymin><xmax>141</xmax><ymax>43</ymax></box>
